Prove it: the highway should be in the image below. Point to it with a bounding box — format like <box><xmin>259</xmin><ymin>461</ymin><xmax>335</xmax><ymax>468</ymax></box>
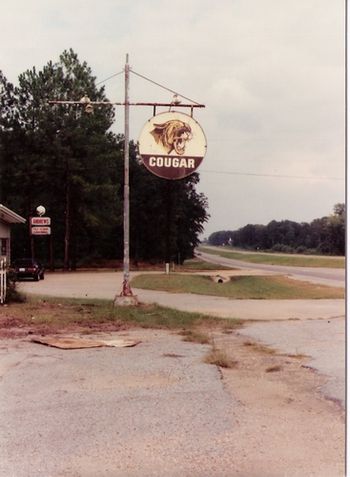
<box><xmin>197</xmin><ymin>248</ymin><xmax>345</xmax><ymax>288</ymax></box>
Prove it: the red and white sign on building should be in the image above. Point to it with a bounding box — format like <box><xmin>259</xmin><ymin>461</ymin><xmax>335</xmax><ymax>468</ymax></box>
<box><xmin>31</xmin><ymin>226</ymin><xmax>51</xmax><ymax>236</ymax></box>
<box><xmin>138</xmin><ymin>111</ymin><xmax>207</xmax><ymax>180</ymax></box>
<box><xmin>31</xmin><ymin>217</ymin><xmax>51</xmax><ymax>226</ymax></box>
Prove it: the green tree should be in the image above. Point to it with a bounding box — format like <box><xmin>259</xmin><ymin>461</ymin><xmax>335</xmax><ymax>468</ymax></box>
<box><xmin>1</xmin><ymin>51</ymin><xmax>210</xmax><ymax>266</ymax></box>
<box><xmin>208</xmin><ymin>204</ymin><xmax>345</xmax><ymax>256</ymax></box>
<box><xmin>128</xmin><ymin>142</ymin><xmax>209</xmax><ymax>264</ymax></box>
<box><xmin>1</xmin><ymin>50</ymin><xmax>123</xmax><ymax>267</ymax></box>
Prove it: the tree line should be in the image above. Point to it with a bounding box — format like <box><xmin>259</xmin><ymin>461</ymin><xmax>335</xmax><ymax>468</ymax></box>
<box><xmin>0</xmin><ymin>49</ymin><xmax>209</xmax><ymax>268</ymax></box>
<box><xmin>208</xmin><ymin>203</ymin><xmax>345</xmax><ymax>256</ymax></box>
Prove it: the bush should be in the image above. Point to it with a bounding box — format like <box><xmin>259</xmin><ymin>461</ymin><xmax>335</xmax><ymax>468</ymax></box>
<box><xmin>271</xmin><ymin>244</ymin><xmax>294</xmax><ymax>254</ymax></box>
<box><xmin>5</xmin><ymin>274</ymin><xmax>26</xmax><ymax>303</ymax></box>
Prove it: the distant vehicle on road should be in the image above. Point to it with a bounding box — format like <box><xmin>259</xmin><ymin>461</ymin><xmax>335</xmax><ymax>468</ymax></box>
<box><xmin>12</xmin><ymin>258</ymin><xmax>45</xmax><ymax>281</ymax></box>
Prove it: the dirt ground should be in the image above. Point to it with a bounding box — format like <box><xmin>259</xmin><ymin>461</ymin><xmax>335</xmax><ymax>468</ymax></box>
<box><xmin>213</xmin><ymin>330</ymin><xmax>345</xmax><ymax>476</ymax></box>
<box><xmin>0</xmin><ymin>301</ymin><xmax>345</xmax><ymax>476</ymax></box>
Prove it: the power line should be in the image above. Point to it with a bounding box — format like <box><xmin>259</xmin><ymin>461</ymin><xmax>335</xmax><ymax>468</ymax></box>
<box><xmin>95</xmin><ymin>68</ymin><xmax>202</xmax><ymax>105</ymax></box>
<box><xmin>130</xmin><ymin>69</ymin><xmax>202</xmax><ymax>105</ymax></box>
<box><xmin>95</xmin><ymin>70</ymin><xmax>124</xmax><ymax>87</ymax></box>
<box><xmin>200</xmin><ymin>169</ymin><xmax>343</xmax><ymax>181</ymax></box>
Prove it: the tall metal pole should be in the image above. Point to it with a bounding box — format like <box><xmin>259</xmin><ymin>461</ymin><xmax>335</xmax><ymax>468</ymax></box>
<box><xmin>48</xmin><ymin>57</ymin><xmax>205</xmax><ymax>306</ymax></box>
<box><xmin>120</xmin><ymin>54</ymin><xmax>134</xmax><ymax>298</ymax></box>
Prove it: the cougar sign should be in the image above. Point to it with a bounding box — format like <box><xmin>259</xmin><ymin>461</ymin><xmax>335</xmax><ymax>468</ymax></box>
<box><xmin>138</xmin><ymin>111</ymin><xmax>207</xmax><ymax>180</ymax></box>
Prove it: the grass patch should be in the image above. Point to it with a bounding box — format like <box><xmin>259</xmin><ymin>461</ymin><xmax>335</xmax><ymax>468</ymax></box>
<box><xmin>199</xmin><ymin>247</ymin><xmax>345</xmax><ymax>269</ymax></box>
<box><xmin>243</xmin><ymin>341</ymin><xmax>277</xmax><ymax>355</ymax></box>
<box><xmin>178</xmin><ymin>258</ymin><xmax>232</xmax><ymax>271</ymax></box>
<box><xmin>0</xmin><ymin>295</ymin><xmax>242</xmax><ymax>338</ymax></box>
<box><xmin>179</xmin><ymin>329</ymin><xmax>211</xmax><ymax>344</ymax></box>
<box><xmin>204</xmin><ymin>348</ymin><xmax>238</xmax><ymax>368</ymax></box>
<box><xmin>131</xmin><ymin>274</ymin><xmax>344</xmax><ymax>299</ymax></box>
<box><xmin>287</xmin><ymin>353</ymin><xmax>308</xmax><ymax>359</ymax></box>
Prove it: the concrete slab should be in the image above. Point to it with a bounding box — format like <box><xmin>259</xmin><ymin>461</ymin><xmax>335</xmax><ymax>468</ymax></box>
<box><xmin>239</xmin><ymin>317</ymin><xmax>345</xmax><ymax>406</ymax></box>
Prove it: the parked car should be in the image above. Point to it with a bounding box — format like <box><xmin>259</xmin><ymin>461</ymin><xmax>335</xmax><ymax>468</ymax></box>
<box><xmin>12</xmin><ymin>258</ymin><xmax>45</xmax><ymax>281</ymax></box>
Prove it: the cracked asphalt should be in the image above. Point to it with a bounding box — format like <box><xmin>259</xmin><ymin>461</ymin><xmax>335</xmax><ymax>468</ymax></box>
<box><xmin>2</xmin><ymin>257</ymin><xmax>345</xmax><ymax>476</ymax></box>
<box><xmin>18</xmin><ymin>268</ymin><xmax>345</xmax><ymax>407</ymax></box>
<box><xmin>0</xmin><ymin>330</ymin><xmax>240</xmax><ymax>477</ymax></box>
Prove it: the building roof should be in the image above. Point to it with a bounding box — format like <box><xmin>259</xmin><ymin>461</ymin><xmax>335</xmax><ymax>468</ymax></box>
<box><xmin>0</xmin><ymin>204</ymin><xmax>26</xmax><ymax>224</ymax></box>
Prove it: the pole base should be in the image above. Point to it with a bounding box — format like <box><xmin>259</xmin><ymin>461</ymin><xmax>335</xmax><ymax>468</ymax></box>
<box><xmin>113</xmin><ymin>294</ymin><xmax>138</xmax><ymax>307</ymax></box>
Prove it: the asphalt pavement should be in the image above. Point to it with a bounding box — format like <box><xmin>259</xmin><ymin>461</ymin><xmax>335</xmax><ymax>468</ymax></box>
<box><xmin>197</xmin><ymin>249</ymin><xmax>345</xmax><ymax>288</ymax></box>
<box><xmin>196</xmin><ymin>250</ymin><xmax>345</xmax><ymax>407</ymax></box>
<box><xmin>4</xmin><ymin>262</ymin><xmax>345</xmax><ymax>475</ymax></box>
<box><xmin>18</xmin><ymin>271</ymin><xmax>345</xmax><ymax>321</ymax></box>
<box><xmin>0</xmin><ymin>329</ymin><xmax>241</xmax><ymax>476</ymax></box>
<box><xmin>18</xmin><ymin>267</ymin><xmax>345</xmax><ymax>408</ymax></box>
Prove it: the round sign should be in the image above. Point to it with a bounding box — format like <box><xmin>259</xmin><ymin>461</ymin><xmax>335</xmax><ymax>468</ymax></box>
<box><xmin>36</xmin><ymin>205</ymin><xmax>46</xmax><ymax>216</ymax></box>
<box><xmin>138</xmin><ymin>111</ymin><xmax>207</xmax><ymax>180</ymax></box>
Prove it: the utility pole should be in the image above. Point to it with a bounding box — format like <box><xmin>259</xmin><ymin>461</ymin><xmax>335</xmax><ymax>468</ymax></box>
<box><xmin>122</xmin><ymin>55</ymin><xmax>131</xmax><ymax>293</ymax></box>
<box><xmin>114</xmin><ymin>54</ymin><xmax>138</xmax><ymax>305</ymax></box>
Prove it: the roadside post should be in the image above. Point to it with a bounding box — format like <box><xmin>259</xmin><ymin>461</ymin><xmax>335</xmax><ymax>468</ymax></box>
<box><xmin>49</xmin><ymin>55</ymin><xmax>206</xmax><ymax>305</ymax></box>
<box><xmin>29</xmin><ymin>205</ymin><xmax>51</xmax><ymax>262</ymax></box>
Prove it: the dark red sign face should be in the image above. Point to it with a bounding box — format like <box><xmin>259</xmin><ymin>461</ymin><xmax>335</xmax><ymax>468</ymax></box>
<box><xmin>138</xmin><ymin>112</ymin><xmax>207</xmax><ymax>180</ymax></box>
<box><xmin>141</xmin><ymin>154</ymin><xmax>204</xmax><ymax>180</ymax></box>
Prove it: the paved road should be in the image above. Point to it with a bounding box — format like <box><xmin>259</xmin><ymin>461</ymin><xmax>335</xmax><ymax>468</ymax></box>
<box><xmin>18</xmin><ymin>271</ymin><xmax>345</xmax><ymax>321</ymax></box>
<box><xmin>194</xmin><ymin>251</ymin><xmax>345</xmax><ymax>406</ymax></box>
<box><xmin>18</xmin><ymin>270</ymin><xmax>345</xmax><ymax>407</ymax></box>
<box><xmin>239</xmin><ymin>317</ymin><xmax>345</xmax><ymax>406</ymax></box>
<box><xmin>5</xmin><ymin>268</ymin><xmax>345</xmax><ymax>476</ymax></box>
<box><xmin>0</xmin><ymin>330</ymin><xmax>241</xmax><ymax>477</ymax></box>
<box><xmin>197</xmin><ymin>249</ymin><xmax>345</xmax><ymax>288</ymax></box>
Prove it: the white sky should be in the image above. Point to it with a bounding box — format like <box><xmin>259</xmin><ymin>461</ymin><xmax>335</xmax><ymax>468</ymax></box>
<box><xmin>0</xmin><ymin>0</ymin><xmax>345</xmax><ymax>237</ymax></box>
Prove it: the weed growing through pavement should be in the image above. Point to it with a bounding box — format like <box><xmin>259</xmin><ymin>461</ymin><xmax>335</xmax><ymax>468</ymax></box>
<box><xmin>179</xmin><ymin>329</ymin><xmax>211</xmax><ymax>344</ymax></box>
<box><xmin>204</xmin><ymin>348</ymin><xmax>238</xmax><ymax>369</ymax></box>
<box><xmin>265</xmin><ymin>365</ymin><xmax>282</xmax><ymax>373</ymax></box>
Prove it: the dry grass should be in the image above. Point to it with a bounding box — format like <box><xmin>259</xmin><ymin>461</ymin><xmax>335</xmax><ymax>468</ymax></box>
<box><xmin>287</xmin><ymin>353</ymin><xmax>309</xmax><ymax>359</ymax></box>
<box><xmin>265</xmin><ymin>365</ymin><xmax>282</xmax><ymax>373</ymax></box>
<box><xmin>204</xmin><ymin>348</ymin><xmax>238</xmax><ymax>368</ymax></box>
<box><xmin>179</xmin><ymin>329</ymin><xmax>211</xmax><ymax>344</ymax></box>
<box><xmin>243</xmin><ymin>340</ymin><xmax>277</xmax><ymax>355</ymax></box>
<box><xmin>0</xmin><ymin>296</ymin><xmax>242</xmax><ymax>339</ymax></box>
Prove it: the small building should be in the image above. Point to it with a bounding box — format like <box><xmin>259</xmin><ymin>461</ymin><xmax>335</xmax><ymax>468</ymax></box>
<box><xmin>0</xmin><ymin>204</ymin><xmax>26</xmax><ymax>262</ymax></box>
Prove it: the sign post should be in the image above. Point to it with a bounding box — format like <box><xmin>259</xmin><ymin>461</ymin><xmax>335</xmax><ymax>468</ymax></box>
<box><xmin>29</xmin><ymin>206</ymin><xmax>52</xmax><ymax>263</ymax></box>
<box><xmin>31</xmin><ymin>217</ymin><xmax>51</xmax><ymax>226</ymax></box>
<box><xmin>49</xmin><ymin>55</ymin><xmax>206</xmax><ymax>306</ymax></box>
<box><xmin>30</xmin><ymin>217</ymin><xmax>51</xmax><ymax>236</ymax></box>
<box><xmin>31</xmin><ymin>226</ymin><xmax>51</xmax><ymax>235</ymax></box>
<box><xmin>114</xmin><ymin>55</ymin><xmax>138</xmax><ymax>306</ymax></box>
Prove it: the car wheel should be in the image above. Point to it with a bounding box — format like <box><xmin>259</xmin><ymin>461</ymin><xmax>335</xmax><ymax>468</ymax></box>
<box><xmin>40</xmin><ymin>273</ymin><xmax>45</xmax><ymax>280</ymax></box>
<box><xmin>34</xmin><ymin>274</ymin><xmax>39</xmax><ymax>282</ymax></box>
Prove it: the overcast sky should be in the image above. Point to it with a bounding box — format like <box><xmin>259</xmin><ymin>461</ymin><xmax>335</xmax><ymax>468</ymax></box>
<box><xmin>1</xmin><ymin>0</ymin><xmax>345</xmax><ymax>237</ymax></box>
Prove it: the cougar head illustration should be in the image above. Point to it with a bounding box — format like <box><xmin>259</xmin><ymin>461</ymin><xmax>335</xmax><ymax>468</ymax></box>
<box><xmin>150</xmin><ymin>120</ymin><xmax>192</xmax><ymax>155</ymax></box>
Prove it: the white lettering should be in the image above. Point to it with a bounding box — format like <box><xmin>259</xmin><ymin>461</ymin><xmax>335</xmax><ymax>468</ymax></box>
<box><xmin>148</xmin><ymin>156</ymin><xmax>197</xmax><ymax>168</ymax></box>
